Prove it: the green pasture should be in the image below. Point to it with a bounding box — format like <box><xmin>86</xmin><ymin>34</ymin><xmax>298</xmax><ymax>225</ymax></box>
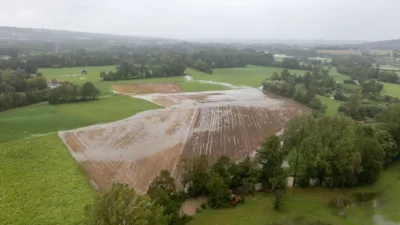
<box><xmin>186</xmin><ymin>65</ymin><xmax>307</xmax><ymax>88</ymax></box>
<box><xmin>0</xmin><ymin>135</ymin><xmax>95</xmax><ymax>225</ymax></box>
<box><xmin>329</xmin><ymin>67</ymin><xmax>351</xmax><ymax>82</ymax></box>
<box><xmin>317</xmin><ymin>95</ymin><xmax>342</xmax><ymax>116</ymax></box>
<box><xmin>381</xmin><ymin>82</ymin><xmax>400</xmax><ymax>98</ymax></box>
<box><xmin>39</xmin><ymin>66</ymin><xmax>230</xmax><ymax>95</ymax></box>
<box><xmin>0</xmin><ymin>95</ymin><xmax>160</xmax><ymax>143</ymax></box>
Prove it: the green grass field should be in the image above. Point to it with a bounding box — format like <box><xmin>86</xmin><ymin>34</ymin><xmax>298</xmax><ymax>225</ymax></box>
<box><xmin>381</xmin><ymin>82</ymin><xmax>400</xmax><ymax>98</ymax></box>
<box><xmin>0</xmin><ymin>135</ymin><xmax>95</xmax><ymax>225</ymax></box>
<box><xmin>39</xmin><ymin>66</ymin><xmax>230</xmax><ymax>95</ymax></box>
<box><xmin>186</xmin><ymin>66</ymin><xmax>307</xmax><ymax>88</ymax></box>
<box><xmin>329</xmin><ymin>67</ymin><xmax>351</xmax><ymax>82</ymax></box>
<box><xmin>0</xmin><ymin>95</ymin><xmax>160</xmax><ymax>143</ymax></box>
<box><xmin>189</xmin><ymin>164</ymin><xmax>400</xmax><ymax>225</ymax></box>
<box><xmin>317</xmin><ymin>95</ymin><xmax>342</xmax><ymax>116</ymax></box>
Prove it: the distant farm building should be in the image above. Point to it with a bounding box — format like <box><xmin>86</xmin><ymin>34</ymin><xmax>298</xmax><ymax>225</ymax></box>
<box><xmin>308</xmin><ymin>57</ymin><xmax>332</xmax><ymax>64</ymax></box>
<box><xmin>273</xmin><ymin>54</ymin><xmax>295</xmax><ymax>62</ymax></box>
<box><xmin>0</xmin><ymin>55</ymin><xmax>11</xmax><ymax>60</ymax></box>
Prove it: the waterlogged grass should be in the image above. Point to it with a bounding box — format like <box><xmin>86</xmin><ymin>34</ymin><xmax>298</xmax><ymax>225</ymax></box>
<box><xmin>0</xmin><ymin>95</ymin><xmax>160</xmax><ymax>143</ymax></box>
<box><xmin>0</xmin><ymin>135</ymin><xmax>95</xmax><ymax>225</ymax></box>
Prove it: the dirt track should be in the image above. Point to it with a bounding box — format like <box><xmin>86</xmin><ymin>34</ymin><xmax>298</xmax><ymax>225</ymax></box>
<box><xmin>59</xmin><ymin>86</ymin><xmax>309</xmax><ymax>194</ymax></box>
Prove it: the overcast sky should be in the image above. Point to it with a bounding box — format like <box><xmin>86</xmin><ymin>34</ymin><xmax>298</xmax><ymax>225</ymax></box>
<box><xmin>0</xmin><ymin>0</ymin><xmax>399</xmax><ymax>41</ymax></box>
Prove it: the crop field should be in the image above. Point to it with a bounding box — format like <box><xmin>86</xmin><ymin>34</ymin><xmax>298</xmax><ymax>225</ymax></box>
<box><xmin>0</xmin><ymin>95</ymin><xmax>160</xmax><ymax>143</ymax></box>
<box><xmin>59</xmin><ymin>87</ymin><xmax>309</xmax><ymax>193</ymax></box>
<box><xmin>0</xmin><ymin>135</ymin><xmax>94</xmax><ymax>225</ymax></box>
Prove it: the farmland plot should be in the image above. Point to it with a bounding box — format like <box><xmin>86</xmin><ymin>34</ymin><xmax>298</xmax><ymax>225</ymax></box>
<box><xmin>60</xmin><ymin>87</ymin><xmax>309</xmax><ymax>193</ymax></box>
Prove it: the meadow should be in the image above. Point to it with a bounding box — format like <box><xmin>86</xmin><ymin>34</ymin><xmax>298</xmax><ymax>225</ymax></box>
<box><xmin>0</xmin><ymin>95</ymin><xmax>160</xmax><ymax>143</ymax></box>
<box><xmin>39</xmin><ymin>66</ymin><xmax>230</xmax><ymax>95</ymax></box>
<box><xmin>186</xmin><ymin>65</ymin><xmax>307</xmax><ymax>88</ymax></box>
<box><xmin>0</xmin><ymin>134</ymin><xmax>95</xmax><ymax>225</ymax></box>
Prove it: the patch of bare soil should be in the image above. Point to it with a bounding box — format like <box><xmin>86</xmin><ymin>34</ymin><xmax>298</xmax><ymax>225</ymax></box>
<box><xmin>112</xmin><ymin>83</ymin><xmax>181</xmax><ymax>94</ymax></box>
<box><xmin>180</xmin><ymin>197</ymin><xmax>208</xmax><ymax>216</ymax></box>
<box><xmin>64</xmin><ymin>132</ymin><xmax>85</xmax><ymax>153</ymax></box>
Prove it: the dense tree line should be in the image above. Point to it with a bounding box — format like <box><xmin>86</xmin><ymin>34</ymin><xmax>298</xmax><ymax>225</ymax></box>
<box><xmin>188</xmin><ymin>49</ymin><xmax>314</xmax><ymax>74</ymax></box>
<box><xmin>0</xmin><ymin>59</ymin><xmax>38</xmax><ymax>74</ymax></box>
<box><xmin>48</xmin><ymin>81</ymin><xmax>100</xmax><ymax>104</ymax></box>
<box><xmin>187</xmin><ymin>49</ymin><xmax>275</xmax><ymax>73</ymax></box>
<box><xmin>25</xmin><ymin>50</ymin><xmax>118</xmax><ymax>68</ymax></box>
<box><xmin>100</xmin><ymin>55</ymin><xmax>186</xmax><ymax>81</ymax></box>
<box><xmin>0</xmin><ymin>69</ymin><xmax>47</xmax><ymax>111</ymax></box>
<box><xmin>263</xmin><ymin>68</ymin><xmax>329</xmax><ymax>115</ymax></box>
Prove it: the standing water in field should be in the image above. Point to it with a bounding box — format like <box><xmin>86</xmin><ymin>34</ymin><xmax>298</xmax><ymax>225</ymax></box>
<box><xmin>373</xmin><ymin>200</ymin><xmax>400</xmax><ymax>225</ymax></box>
<box><xmin>184</xmin><ymin>75</ymin><xmax>245</xmax><ymax>89</ymax></box>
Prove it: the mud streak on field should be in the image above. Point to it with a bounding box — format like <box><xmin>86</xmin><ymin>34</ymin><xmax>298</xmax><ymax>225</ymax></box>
<box><xmin>59</xmin><ymin>87</ymin><xmax>309</xmax><ymax>194</ymax></box>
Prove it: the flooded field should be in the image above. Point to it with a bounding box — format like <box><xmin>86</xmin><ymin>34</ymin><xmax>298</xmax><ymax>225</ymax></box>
<box><xmin>60</xmin><ymin>81</ymin><xmax>309</xmax><ymax>193</ymax></box>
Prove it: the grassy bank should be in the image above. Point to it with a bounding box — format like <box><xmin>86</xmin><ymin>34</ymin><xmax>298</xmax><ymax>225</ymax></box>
<box><xmin>0</xmin><ymin>135</ymin><xmax>95</xmax><ymax>225</ymax></box>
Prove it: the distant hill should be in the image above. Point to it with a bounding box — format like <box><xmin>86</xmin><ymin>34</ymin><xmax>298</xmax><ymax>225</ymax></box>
<box><xmin>359</xmin><ymin>39</ymin><xmax>400</xmax><ymax>49</ymax></box>
<box><xmin>0</xmin><ymin>27</ymin><xmax>179</xmax><ymax>51</ymax></box>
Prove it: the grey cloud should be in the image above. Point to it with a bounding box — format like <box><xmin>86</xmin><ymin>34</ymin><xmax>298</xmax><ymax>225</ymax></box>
<box><xmin>0</xmin><ymin>0</ymin><xmax>399</xmax><ymax>41</ymax></box>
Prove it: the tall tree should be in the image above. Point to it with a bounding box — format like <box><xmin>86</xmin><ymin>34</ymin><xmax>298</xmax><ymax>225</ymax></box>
<box><xmin>85</xmin><ymin>183</ymin><xmax>168</xmax><ymax>225</ymax></box>
<box><xmin>181</xmin><ymin>155</ymin><xmax>210</xmax><ymax>197</ymax></box>
<box><xmin>81</xmin><ymin>82</ymin><xmax>100</xmax><ymax>100</ymax></box>
<box><xmin>283</xmin><ymin>116</ymin><xmax>310</xmax><ymax>187</ymax></box>
<box><xmin>258</xmin><ymin>135</ymin><xmax>285</xmax><ymax>189</ymax></box>
<box><xmin>147</xmin><ymin>170</ymin><xmax>181</xmax><ymax>225</ymax></box>
<box><xmin>206</xmin><ymin>171</ymin><xmax>231</xmax><ymax>208</ymax></box>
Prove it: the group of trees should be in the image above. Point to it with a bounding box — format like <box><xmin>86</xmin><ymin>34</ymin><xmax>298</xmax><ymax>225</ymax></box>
<box><xmin>263</xmin><ymin>68</ymin><xmax>329</xmax><ymax>115</ymax></box>
<box><xmin>188</xmin><ymin>49</ymin><xmax>315</xmax><ymax>74</ymax></box>
<box><xmin>335</xmin><ymin>57</ymin><xmax>399</xmax><ymax>84</ymax></box>
<box><xmin>281</xmin><ymin>58</ymin><xmax>313</xmax><ymax>70</ymax></box>
<box><xmin>0</xmin><ymin>59</ymin><xmax>38</xmax><ymax>74</ymax></box>
<box><xmin>48</xmin><ymin>81</ymin><xmax>100</xmax><ymax>104</ymax></box>
<box><xmin>0</xmin><ymin>69</ymin><xmax>47</xmax><ymax>111</ymax></box>
<box><xmin>283</xmin><ymin>115</ymin><xmax>398</xmax><ymax>187</ymax></box>
<box><xmin>100</xmin><ymin>55</ymin><xmax>186</xmax><ymax>81</ymax></box>
<box><xmin>187</xmin><ymin>49</ymin><xmax>275</xmax><ymax>74</ymax></box>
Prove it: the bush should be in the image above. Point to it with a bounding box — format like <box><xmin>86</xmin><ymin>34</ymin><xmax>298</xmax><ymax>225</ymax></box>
<box><xmin>200</xmin><ymin>202</ymin><xmax>208</xmax><ymax>210</ymax></box>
